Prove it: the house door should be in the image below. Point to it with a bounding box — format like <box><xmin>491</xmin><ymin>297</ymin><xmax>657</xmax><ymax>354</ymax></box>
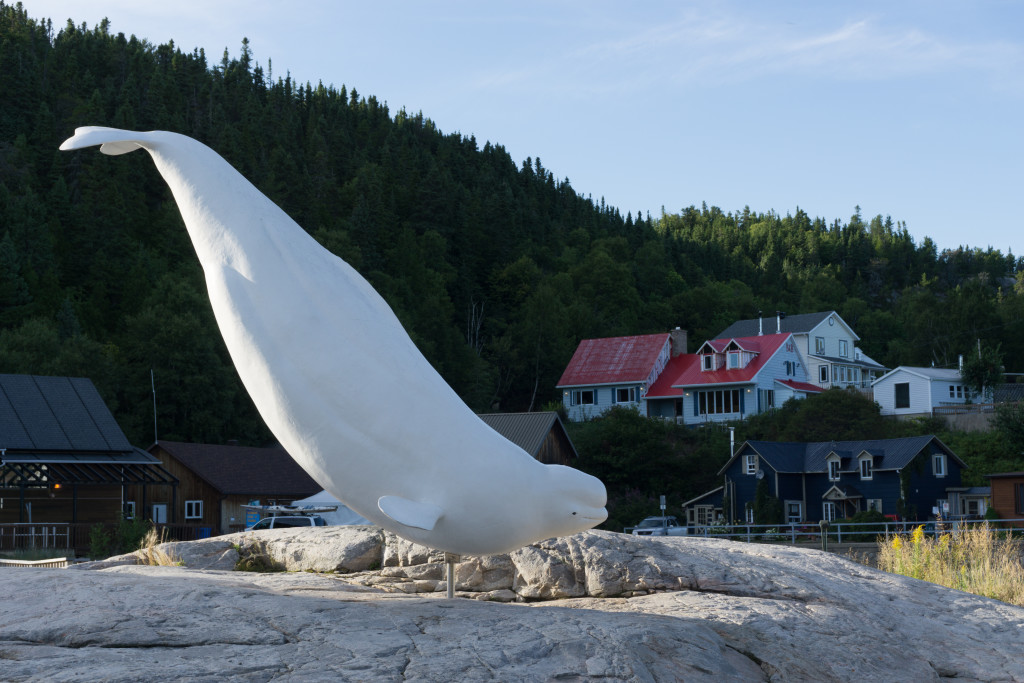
<box><xmin>152</xmin><ymin>504</ymin><xmax>167</xmax><ymax>524</ymax></box>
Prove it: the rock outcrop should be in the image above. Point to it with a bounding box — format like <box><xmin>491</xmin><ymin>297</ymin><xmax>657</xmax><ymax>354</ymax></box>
<box><xmin>3</xmin><ymin>527</ymin><xmax>1022</xmax><ymax>681</ymax></box>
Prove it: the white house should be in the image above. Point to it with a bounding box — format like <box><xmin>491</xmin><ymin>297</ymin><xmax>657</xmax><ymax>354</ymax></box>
<box><xmin>871</xmin><ymin>366</ymin><xmax>975</xmax><ymax>417</ymax></box>
<box><xmin>715</xmin><ymin>311</ymin><xmax>886</xmax><ymax>391</ymax></box>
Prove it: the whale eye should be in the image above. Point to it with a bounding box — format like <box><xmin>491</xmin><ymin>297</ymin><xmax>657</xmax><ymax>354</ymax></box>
<box><xmin>572</xmin><ymin>512</ymin><xmax>577</xmax><ymax>515</ymax></box>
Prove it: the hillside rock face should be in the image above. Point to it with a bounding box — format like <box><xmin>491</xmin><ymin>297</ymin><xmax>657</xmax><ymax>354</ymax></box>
<box><xmin>4</xmin><ymin>527</ymin><xmax>1023</xmax><ymax>681</ymax></box>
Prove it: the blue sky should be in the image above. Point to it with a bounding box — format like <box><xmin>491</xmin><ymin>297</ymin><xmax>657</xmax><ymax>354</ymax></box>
<box><xmin>26</xmin><ymin>1</ymin><xmax>1024</xmax><ymax>255</ymax></box>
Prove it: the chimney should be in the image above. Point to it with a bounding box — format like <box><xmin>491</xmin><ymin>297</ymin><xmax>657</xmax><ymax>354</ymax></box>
<box><xmin>758</xmin><ymin>310</ymin><xmax>763</xmax><ymax>336</ymax></box>
<box><xmin>776</xmin><ymin>311</ymin><xmax>786</xmax><ymax>334</ymax></box>
<box><xmin>670</xmin><ymin>327</ymin><xmax>688</xmax><ymax>357</ymax></box>
<box><xmin>959</xmin><ymin>355</ymin><xmax>964</xmax><ymax>374</ymax></box>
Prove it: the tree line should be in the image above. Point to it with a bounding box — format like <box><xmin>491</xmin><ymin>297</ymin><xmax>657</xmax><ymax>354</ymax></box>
<box><xmin>0</xmin><ymin>3</ymin><xmax>1021</xmax><ymax>448</ymax></box>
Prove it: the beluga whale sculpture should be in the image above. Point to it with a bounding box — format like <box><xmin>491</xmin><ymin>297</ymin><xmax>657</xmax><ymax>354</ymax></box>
<box><xmin>60</xmin><ymin>127</ymin><xmax>607</xmax><ymax>555</ymax></box>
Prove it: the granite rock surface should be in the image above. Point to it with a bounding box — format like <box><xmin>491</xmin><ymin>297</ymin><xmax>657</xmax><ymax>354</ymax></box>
<box><xmin>3</xmin><ymin>527</ymin><xmax>1021</xmax><ymax>681</ymax></box>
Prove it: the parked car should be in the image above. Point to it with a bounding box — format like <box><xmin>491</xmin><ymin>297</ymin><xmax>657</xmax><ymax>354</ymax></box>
<box><xmin>246</xmin><ymin>515</ymin><xmax>328</xmax><ymax>530</ymax></box>
<box><xmin>631</xmin><ymin>515</ymin><xmax>688</xmax><ymax>536</ymax></box>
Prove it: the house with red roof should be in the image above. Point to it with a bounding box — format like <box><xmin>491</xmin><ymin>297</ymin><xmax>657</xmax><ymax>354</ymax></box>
<box><xmin>556</xmin><ymin>329</ymin><xmax>686</xmax><ymax>421</ymax></box>
<box><xmin>558</xmin><ymin>328</ymin><xmax>821</xmax><ymax>424</ymax></box>
<box><xmin>645</xmin><ymin>332</ymin><xmax>821</xmax><ymax>425</ymax></box>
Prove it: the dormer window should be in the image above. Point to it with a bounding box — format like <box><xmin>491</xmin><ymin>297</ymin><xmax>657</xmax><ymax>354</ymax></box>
<box><xmin>702</xmin><ymin>354</ymin><xmax>714</xmax><ymax>371</ymax></box>
<box><xmin>728</xmin><ymin>351</ymin><xmax>740</xmax><ymax>369</ymax></box>
<box><xmin>859</xmin><ymin>457</ymin><xmax>873</xmax><ymax>480</ymax></box>
<box><xmin>828</xmin><ymin>458</ymin><xmax>840</xmax><ymax>481</ymax></box>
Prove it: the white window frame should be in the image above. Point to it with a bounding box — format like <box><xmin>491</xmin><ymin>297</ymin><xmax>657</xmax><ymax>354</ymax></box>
<box><xmin>822</xmin><ymin>501</ymin><xmax>837</xmax><ymax>521</ymax></box>
<box><xmin>819</xmin><ymin>365</ymin><xmax>829</xmax><ymax>383</ymax></box>
<box><xmin>933</xmin><ymin>454</ymin><xmax>947</xmax><ymax>478</ymax></box>
<box><xmin>815</xmin><ymin>336</ymin><xmax>825</xmax><ymax>354</ymax></box>
<box><xmin>859</xmin><ymin>458</ymin><xmax>873</xmax><ymax>480</ymax></box>
<box><xmin>615</xmin><ymin>387</ymin><xmax>635</xmax><ymax>403</ymax></box>
<box><xmin>728</xmin><ymin>351</ymin><xmax>740</xmax><ymax>369</ymax></box>
<box><xmin>123</xmin><ymin>501</ymin><xmax>136</xmax><ymax>520</ymax></box>
<box><xmin>745</xmin><ymin>454</ymin><xmax>757</xmax><ymax>475</ymax></box>
<box><xmin>839</xmin><ymin>339</ymin><xmax>849</xmax><ymax>358</ymax></box>
<box><xmin>702</xmin><ymin>354</ymin><xmax>714</xmax><ymax>371</ymax></box>
<box><xmin>185</xmin><ymin>500</ymin><xmax>203</xmax><ymax>520</ymax></box>
<box><xmin>745</xmin><ymin>506</ymin><xmax>755</xmax><ymax>524</ymax></box>
<box><xmin>828</xmin><ymin>459</ymin><xmax>840</xmax><ymax>481</ymax></box>
<box><xmin>786</xmin><ymin>500</ymin><xmax>802</xmax><ymax>523</ymax></box>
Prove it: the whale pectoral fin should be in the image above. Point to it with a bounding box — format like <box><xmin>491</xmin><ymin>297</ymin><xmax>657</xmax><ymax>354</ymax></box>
<box><xmin>377</xmin><ymin>495</ymin><xmax>443</xmax><ymax>531</ymax></box>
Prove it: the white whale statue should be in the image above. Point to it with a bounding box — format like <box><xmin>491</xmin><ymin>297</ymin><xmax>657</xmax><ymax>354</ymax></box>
<box><xmin>60</xmin><ymin>127</ymin><xmax>607</xmax><ymax>555</ymax></box>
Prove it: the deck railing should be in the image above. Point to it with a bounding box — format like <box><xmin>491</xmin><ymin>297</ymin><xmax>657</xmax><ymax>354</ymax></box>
<box><xmin>0</xmin><ymin>522</ymin><xmax>217</xmax><ymax>557</ymax></box>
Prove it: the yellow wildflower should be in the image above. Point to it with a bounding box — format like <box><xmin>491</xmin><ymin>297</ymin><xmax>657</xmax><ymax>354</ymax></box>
<box><xmin>912</xmin><ymin>525</ymin><xmax>925</xmax><ymax>545</ymax></box>
<box><xmin>891</xmin><ymin>536</ymin><xmax>903</xmax><ymax>550</ymax></box>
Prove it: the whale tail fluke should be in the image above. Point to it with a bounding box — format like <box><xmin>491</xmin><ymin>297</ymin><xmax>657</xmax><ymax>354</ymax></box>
<box><xmin>59</xmin><ymin>126</ymin><xmax>150</xmax><ymax>156</ymax></box>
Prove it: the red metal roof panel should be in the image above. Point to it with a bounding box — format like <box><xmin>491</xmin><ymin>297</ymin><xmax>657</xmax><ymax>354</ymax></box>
<box><xmin>557</xmin><ymin>333</ymin><xmax>670</xmax><ymax>387</ymax></box>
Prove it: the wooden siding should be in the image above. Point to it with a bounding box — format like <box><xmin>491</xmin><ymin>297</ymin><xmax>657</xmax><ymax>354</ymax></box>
<box><xmin>989</xmin><ymin>475</ymin><xmax>1024</xmax><ymax>527</ymax></box>
<box><xmin>124</xmin><ymin>446</ymin><xmax>219</xmax><ymax>530</ymax></box>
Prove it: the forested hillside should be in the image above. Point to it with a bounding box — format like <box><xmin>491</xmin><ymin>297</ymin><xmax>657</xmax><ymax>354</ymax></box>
<box><xmin>1</xmin><ymin>3</ymin><xmax>1021</xmax><ymax>446</ymax></box>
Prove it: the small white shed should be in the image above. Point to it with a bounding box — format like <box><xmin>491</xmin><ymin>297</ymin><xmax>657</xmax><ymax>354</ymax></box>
<box><xmin>871</xmin><ymin>366</ymin><xmax>969</xmax><ymax>417</ymax></box>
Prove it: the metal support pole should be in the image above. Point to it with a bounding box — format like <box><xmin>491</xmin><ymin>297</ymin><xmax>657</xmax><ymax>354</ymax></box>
<box><xmin>819</xmin><ymin>519</ymin><xmax>830</xmax><ymax>552</ymax></box>
<box><xmin>444</xmin><ymin>552</ymin><xmax>460</xmax><ymax>599</ymax></box>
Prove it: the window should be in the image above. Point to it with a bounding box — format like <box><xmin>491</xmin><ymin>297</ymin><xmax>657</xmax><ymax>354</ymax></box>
<box><xmin>963</xmin><ymin>499</ymin><xmax>980</xmax><ymax>516</ymax></box>
<box><xmin>745</xmin><ymin>454</ymin><xmax>757</xmax><ymax>475</ymax></box>
<box><xmin>786</xmin><ymin>501</ymin><xmax>802</xmax><ymax>523</ymax></box>
<box><xmin>702</xmin><ymin>354</ymin><xmax>714</xmax><ymax>371</ymax></box>
<box><xmin>828</xmin><ymin>459</ymin><xmax>840</xmax><ymax>481</ymax></box>
<box><xmin>759</xmin><ymin>389</ymin><xmax>775</xmax><ymax>410</ymax></box>
<box><xmin>615</xmin><ymin>387</ymin><xmax>635</xmax><ymax>403</ymax></box>
<box><xmin>933</xmin><ymin>454</ymin><xmax>947</xmax><ymax>477</ymax></box>
<box><xmin>728</xmin><ymin>351</ymin><xmax>741</xmax><ymax>369</ymax></box>
<box><xmin>123</xmin><ymin>501</ymin><xmax>136</xmax><ymax>520</ymax></box>
<box><xmin>572</xmin><ymin>390</ymin><xmax>595</xmax><ymax>406</ymax></box>
<box><xmin>860</xmin><ymin>458</ymin><xmax>873</xmax><ymax>480</ymax></box>
<box><xmin>815</xmin><ymin>336</ymin><xmax>825</xmax><ymax>354</ymax></box>
<box><xmin>185</xmin><ymin>500</ymin><xmax>203</xmax><ymax>519</ymax></box>
<box><xmin>894</xmin><ymin>382</ymin><xmax>910</xmax><ymax>409</ymax></box>
<box><xmin>698</xmin><ymin>389</ymin><xmax>741</xmax><ymax>415</ymax></box>
<box><xmin>819</xmin><ymin>365</ymin><xmax>829</xmax><ymax>383</ymax></box>
<box><xmin>822</xmin><ymin>501</ymin><xmax>837</xmax><ymax>521</ymax></box>
<box><xmin>695</xmin><ymin>505</ymin><xmax>714</xmax><ymax>526</ymax></box>
<box><xmin>949</xmin><ymin>385</ymin><xmax>964</xmax><ymax>399</ymax></box>
<box><xmin>867</xmin><ymin>499</ymin><xmax>882</xmax><ymax>513</ymax></box>
<box><xmin>745</xmin><ymin>506</ymin><xmax>755</xmax><ymax>524</ymax></box>
<box><xmin>839</xmin><ymin>339</ymin><xmax>849</xmax><ymax>358</ymax></box>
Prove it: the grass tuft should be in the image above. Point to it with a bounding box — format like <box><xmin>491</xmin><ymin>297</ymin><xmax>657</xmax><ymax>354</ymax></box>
<box><xmin>137</xmin><ymin>527</ymin><xmax>183</xmax><ymax>566</ymax></box>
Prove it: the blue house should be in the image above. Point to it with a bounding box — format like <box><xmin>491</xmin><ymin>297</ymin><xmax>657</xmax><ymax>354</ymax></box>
<box><xmin>708</xmin><ymin>436</ymin><xmax>965</xmax><ymax>525</ymax></box>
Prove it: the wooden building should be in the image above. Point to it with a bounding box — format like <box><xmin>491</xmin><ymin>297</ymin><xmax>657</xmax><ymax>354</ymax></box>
<box><xmin>134</xmin><ymin>441</ymin><xmax>321</xmax><ymax>534</ymax></box>
<box><xmin>477</xmin><ymin>412</ymin><xmax>579</xmax><ymax>466</ymax></box>
<box><xmin>0</xmin><ymin>374</ymin><xmax>177</xmax><ymax>526</ymax></box>
<box><xmin>986</xmin><ymin>472</ymin><xmax>1024</xmax><ymax>527</ymax></box>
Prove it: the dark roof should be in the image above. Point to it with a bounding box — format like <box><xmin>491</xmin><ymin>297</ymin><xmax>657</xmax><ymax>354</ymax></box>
<box><xmin>0</xmin><ymin>374</ymin><xmax>132</xmax><ymax>452</ymax></box>
<box><xmin>715</xmin><ymin>311</ymin><xmax>835</xmax><ymax>340</ymax></box>
<box><xmin>152</xmin><ymin>441</ymin><xmax>321</xmax><ymax>496</ymax></box>
<box><xmin>478</xmin><ymin>412</ymin><xmax>578</xmax><ymax>459</ymax></box>
<box><xmin>723</xmin><ymin>435</ymin><xmax>963</xmax><ymax>476</ymax></box>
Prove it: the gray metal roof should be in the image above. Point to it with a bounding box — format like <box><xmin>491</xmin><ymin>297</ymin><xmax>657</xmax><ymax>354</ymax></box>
<box><xmin>724</xmin><ymin>435</ymin><xmax>961</xmax><ymax>475</ymax></box>
<box><xmin>0</xmin><ymin>374</ymin><xmax>132</xmax><ymax>452</ymax></box>
<box><xmin>477</xmin><ymin>412</ymin><xmax>577</xmax><ymax>460</ymax></box>
<box><xmin>715</xmin><ymin>312</ymin><xmax>834</xmax><ymax>340</ymax></box>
